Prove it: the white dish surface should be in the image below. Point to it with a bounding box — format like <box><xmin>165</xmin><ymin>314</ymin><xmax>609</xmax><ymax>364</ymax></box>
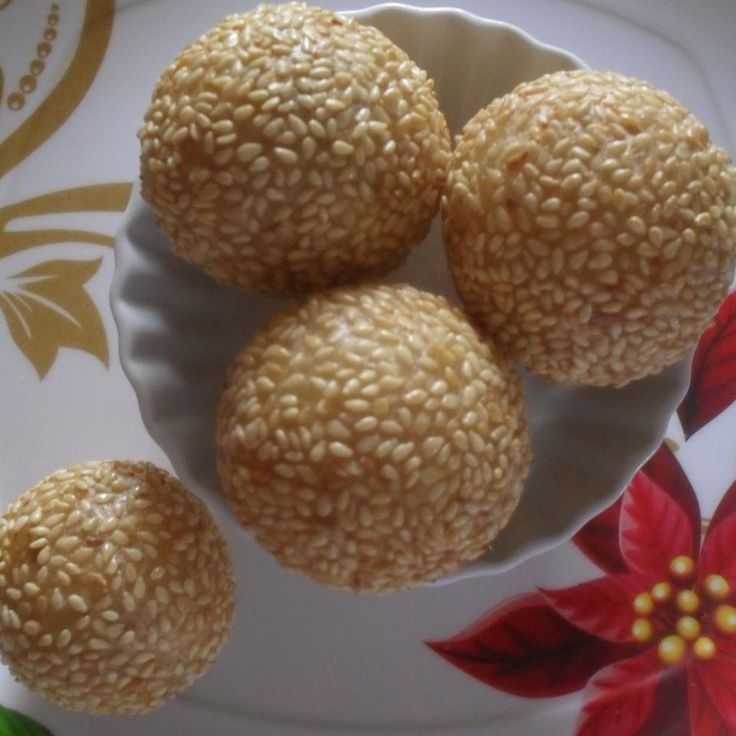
<box><xmin>3</xmin><ymin>2</ymin><xmax>735</xmax><ymax>735</ymax></box>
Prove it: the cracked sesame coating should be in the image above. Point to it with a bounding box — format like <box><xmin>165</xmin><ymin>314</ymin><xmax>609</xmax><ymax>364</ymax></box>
<box><xmin>216</xmin><ymin>283</ymin><xmax>531</xmax><ymax>593</ymax></box>
<box><xmin>0</xmin><ymin>461</ymin><xmax>235</xmax><ymax>714</ymax></box>
<box><xmin>443</xmin><ymin>69</ymin><xmax>736</xmax><ymax>386</ymax></box>
<box><xmin>139</xmin><ymin>2</ymin><xmax>450</xmax><ymax>295</ymax></box>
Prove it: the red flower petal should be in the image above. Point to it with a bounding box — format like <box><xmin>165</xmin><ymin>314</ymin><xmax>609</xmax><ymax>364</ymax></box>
<box><xmin>575</xmin><ymin>649</ymin><xmax>663</xmax><ymax>736</ymax></box>
<box><xmin>426</xmin><ymin>592</ymin><xmax>635</xmax><ymax>698</ymax></box>
<box><xmin>572</xmin><ymin>445</ymin><xmax>699</xmax><ymax>576</ymax></box>
<box><xmin>573</xmin><ymin>497</ymin><xmax>628</xmax><ymax>574</ymax></box>
<box><xmin>619</xmin><ymin>471</ymin><xmax>697</xmax><ymax>578</ymax></box>
<box><xmin>642</xmin><ymin>444</ymin><xmax>701</xmax><ymax>552</ymax></box>
<box><xmin>691</xmin><ymin>636</ymin><xmax>736</xmax><ymax>734</ymax></box>
<box><xmin>699</xmin><ymin>507</ymin><xmax>736</xmax><ymax>586</ymax></box>
<box><xmin>541</xmin><ymin>575</ymin><xmax>647</xmax><ymax>643</ymax></box>
<box><xmin>708</xmin><ymin>478</ymin><xmax>736</xmax><ymax>531</ymax></box>
<box><xmin>639</xmin><ymin>668</ymin><xmax>690</xmax><ymax>736</ymax></box>
<box><xmin>678</xmin><ymin>290</ymin><xmax>736</xmax><ymax>439</ymax></box>
<box><xmin>690</xmin><ymin>666</ymin><xmax>732</xmax><ymax>736</ymax></box>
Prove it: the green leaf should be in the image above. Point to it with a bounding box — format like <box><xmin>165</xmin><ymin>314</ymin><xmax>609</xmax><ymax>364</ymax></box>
<box><xmin>0</xmin><ymin>705</ymin><xmax>54</xmax><ymax>736</ymax></box>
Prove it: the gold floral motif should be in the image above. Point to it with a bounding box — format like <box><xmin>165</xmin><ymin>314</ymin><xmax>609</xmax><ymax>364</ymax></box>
<box><xmin>0</xmin><ymin>183</ymin><xmax>132</xmax><ymax>376</ymax></box>
<box><xmin>1</xmin><ymin>258</ymin><xmax>107</xmax><ymax>378</ymax></box>
<box><xmin>0</xmin><ymin>0</ymin><xmax>114</xmax><ymax>174</ymax></box>
<box><xmin>0</xmin><ymin>183</ymin><xmax>132</xmax><ymax>259</ymax></box>
<box><xmin>0</xmin><ymin>0</ymin><xmax>130</xmax><ymax>378</ymax></box>
<box><xmin>5</xmin><ymin>2</ymin><xmax>60</xmax><ymax>112</ymax></box>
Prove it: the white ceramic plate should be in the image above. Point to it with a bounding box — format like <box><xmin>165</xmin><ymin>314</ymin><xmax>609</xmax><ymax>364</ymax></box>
<box><xmin>111</xmin><ymin>3</ymin><xmax>689</xmax><ymax>579</ymax></box>
<box><xmin>4</xmin><ymin>2</ymin><xmax>736</xmax><ymax>736</ymax></box>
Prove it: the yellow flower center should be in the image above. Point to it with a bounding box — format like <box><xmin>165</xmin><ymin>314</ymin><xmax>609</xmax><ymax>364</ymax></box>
<box><xmin>633</xmin><ymin>592</ymin><xmax>654</xmax><ymax>616</ymax></box>
<box><xmin>658</xmin><ymin>635</ymin><xmax>686</xmax><ymax>665</ymax></box>
<box><xmin>693</xmin><ymin>636</ymin><xmax>716</xmax><ymax>660</ymax></box>
<box><xmin>669</xmin><ymin>555</ymin><xmax>695</xmax><ymax>581</ymax></box>
<box><xmin>675</xmin><ymin>616</ymin><xmax>700</xmax><ymax>641</ymax></box>
<box><xmin>704</xmin><ymin>574</ymin><xmax>730</xmax><ymax>601</ymax></box>
<box><xmin>631</xmin><ymin>617</ymin><xmax>653</xmax><ymax>643</ymax></box>
<box><xmin>676</xmin><ymin>589</ymin><xmax>700</xmax><ymax>614</ymax></box>
<box><xmin>631</xmin><ymin>557</ymin><xmax>734</xmax><ymax>665</ymax></box>
<box><xmin>714</xmin><ymin>605</ymin><xmax>736</xmax><ymax>635</ymax></box>
<box><xmin>651</xmin><ymin>581</ymin><xmax>673</xmax><ymax>604</ymax></box>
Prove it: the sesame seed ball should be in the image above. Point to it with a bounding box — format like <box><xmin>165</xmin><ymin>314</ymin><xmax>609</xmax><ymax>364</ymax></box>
<box><xmin>443</xmin><ymin>69</ymin><xmax>736</xmax><ymax>386</ymax></box>
<box><xmin>216</xmin><ymin>283</ymin><xmax>531</xmax><ymax>593</ymax></box>
<box><xmin>0</xmin><ymin>461</ymin><xmax>235</xmax><ymax>714</ymax></box>
<box><xmin>139</xmin><ymin>2</ymin><xmax>450</xmax><ymax>296</ymax></box>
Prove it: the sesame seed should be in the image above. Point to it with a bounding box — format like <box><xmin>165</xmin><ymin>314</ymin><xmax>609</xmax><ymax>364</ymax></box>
<box><xmin>249</xmin><ymin>156</ymin><xmax>270</xmax><ymax>173</ymax></box>
<box><xmin>233</xmin><ymin>104</ymin><xmax>254</xmax><ymax>122</ymax></box>
<box><xmin>328</xmin><ymin>441</ymin><xmax>353</xmax><ymax>459</ymax></box>
<box><xmin>133</xmin><ymin>577</ymin><xmax>146</xmax><ymax>599</ymax></box>
<box><xmin>236</xmin><ymin>142</ymin><xmax>262</xmax><ymax>163</ymax></box>
<box><xmin>23</xmin><ymin>582</ymin><xmax>41</xmax><ymax>597</ymax></box>
<box><xmin>273</xmin><ymin>146</ymin><xmax>298</xmax><ymax>164</ymax></box>
<box><xmin>68</xmin><ymin>594</ymin><xmax>88</xmax><ymax>614</ymax></box>
<box><xmin>22</xmin><ymin>620</ymin><xmax>41</xmax><ymax>636</ymax></box>
<box><xmin>56</xmin><ymin>629</ymin><xmax>72</xmax><ymax>648</ymax></box>
<box><xmin>110</xmin><ymin>529</ymin><xmax>129</xmax><ymax>546</ymax></box>
<box><xmin>332</xmin><ymin>140</ymin><xmax>355</xmax><ymax>156</ymax></box>
<box><xmin>118</xmin><ymin>630</ymin><xmax>136</xmax><ymax>646</ymax></box>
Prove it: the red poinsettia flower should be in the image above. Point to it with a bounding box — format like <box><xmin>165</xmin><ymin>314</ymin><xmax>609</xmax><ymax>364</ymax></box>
<box><xmin>429</xmin><ymin>445</ymin><xmax>736</xmax><ymax>735</ymax></box>
<box><xmin>428</xmin><ymin>292</ymin><xmax>736</xmax><ymax>736</ymax></box>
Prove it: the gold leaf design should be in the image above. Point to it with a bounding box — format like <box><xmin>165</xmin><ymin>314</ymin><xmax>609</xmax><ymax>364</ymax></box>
<box><xmin>0</xmin><ymin>0</ymin><xmax>115</xmax><ymax>178</ymax></box>
<box><xmin>0</xmin><ymin>258</ymin><xmax>107</xmax><ymax>378</ymax></box>
<box><xmin>0</xmin><ymin>182</ymin><xmax>132</xmax><ymax>259</ymax></box>
<box><xmin>0</xmin><ymin>183</ymin><xmax>131</xmax><ymax>376</ymax></box>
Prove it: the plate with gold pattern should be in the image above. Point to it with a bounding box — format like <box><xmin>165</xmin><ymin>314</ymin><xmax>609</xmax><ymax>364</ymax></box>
<box><xmin>2</xmin><ymin>2</ymin><xmax>736</xmax><ymax>736</ymax></box>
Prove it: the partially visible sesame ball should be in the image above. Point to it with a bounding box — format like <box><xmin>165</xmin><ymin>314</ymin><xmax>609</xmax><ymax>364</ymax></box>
<box><xmin>216</xmin><ymin>283</ymin><xmax>531</xmax><ymax>593</ymax></box>
<box><xmin>0</xmin><ymin>461</ymin><xmax>235</xmax><ymax>714</ymax></box>
<box><xmin>139</xmin><ymin>2</ymin><xmax>450</xmax><ymax>295</ymax></box>
<box><xmin>443</xmin><ymin>69</ymin><xmax>736</xmax><ymax>386</ymax></box>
